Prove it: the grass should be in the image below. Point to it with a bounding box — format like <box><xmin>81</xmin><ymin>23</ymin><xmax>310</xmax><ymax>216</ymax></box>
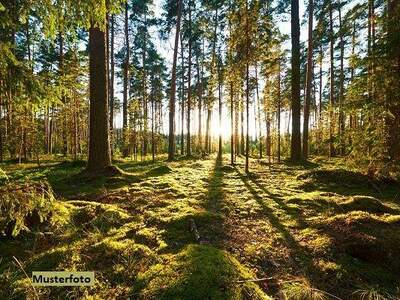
<box><xmin>0</xmin><ymin>155</ymin><xmax>399</xmax><ymax>299</ymax></box>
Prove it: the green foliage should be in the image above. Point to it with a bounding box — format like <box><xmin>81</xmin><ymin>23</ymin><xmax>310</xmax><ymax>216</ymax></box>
<box><xmin>283</xmin><ymin>282</ymin><xmax>328</xmax><ymax>300</ymax></box>
<box><xmin>0</xmin><ymin>181</ymin><xmax>60</xmax><ymax>236</ymax></box>
<box><xmin>353</xmin><ymin>285</ymin><xmax>397</xmax><ymax>300</ymax></box>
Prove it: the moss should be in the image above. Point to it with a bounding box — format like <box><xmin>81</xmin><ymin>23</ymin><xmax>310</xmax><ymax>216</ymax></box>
<box><xmin>1</xmin><ymin>155</ymin><xmax>400</xmax><ymax>299</ymax></box>
<box><xmin>146</xmin><ymin>165</ymin><xmax>173</xmax><ymax>177</ymax></box>
<box><xmin>338</xmin><ymin>196</ymin><xmax>396</xmax><ymax>214</ymax></box>
<box><xmin>134</xmin><ymin>244</ymin><xmax>271</xmax><ymax>299</ymax></box>
<box><xmin>282</xmin><ymin>281</ymin><xmax>329</xmax><ymax>300</ymax></box>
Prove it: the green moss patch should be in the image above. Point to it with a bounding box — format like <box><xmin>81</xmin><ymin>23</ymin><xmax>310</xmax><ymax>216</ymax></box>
<box><xmin>134</xmin><ymin>244</ymin><xmax>270</xmax><ymax>300</ymax></box>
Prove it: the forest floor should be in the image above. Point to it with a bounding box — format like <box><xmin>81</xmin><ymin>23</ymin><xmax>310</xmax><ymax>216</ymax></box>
<box><xmin>1</xmin><ymin>155</ymin><xmax>400</xmax><ymax>299</ymax></box>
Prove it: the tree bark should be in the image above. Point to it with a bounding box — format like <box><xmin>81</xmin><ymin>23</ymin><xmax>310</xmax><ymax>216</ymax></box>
<box><xmin>59</xmin><ymin>32</ymin><xmax>68</xmax><ymax>157</ymax></box>
<box><xmin>255</xmin><ymin>64</ymin><xmax>262</xmax><ymax>159</ymax></box>
<box><xmin>386</xmin><ymin>0</ymin><xmax>400</xmax><ymax>161</ymax></box>
<box><xmin>329</xmin><ymin>2</ymin><xmax>335</xmax><ymax>157</ymax></box>
<box><xmin>187</xmin><ymin>0</ymin><xmax>192</xmax><ymax>156</ymax></box>
<box><xmin>196</xmin><ymin>46</ymin><xmax>203</xmax><ymax>152</ymax></box>
<box><xmin>122</xmin><ymin>3</ymin><xmax>129</xmax><ymax>157</ymax></box>
<box><xmin>142</xmin><ymin>14</ymin><xmax>148</xmax><ymax>157</ymax></box>
<box><xmin>109</xmin><ymin>15</ymin><xmax>115</xmax><ymax>155</ymax></box>
<box><xmin>87</xmin><ymin>25</ymin><xmax>112</xmax><ymax>172</ymax></box>
<box><xmin>338</xmin><ymin>1</ymin><xmax>345</xmax><ymax>155</ymax></box>
<box><xmin>290</xmin><ymin>0</ymin><xmax>302</xmax><ymax>162</ymax></box>
<box><xmin>180</xmin><ymin>32</ymin><xmax>185</xmax><ymax>156</ymax></box>
<box><xmin>168</xmin><ymin>0</ymin><xmax>183</xmax><ymax>161</ymax></box>
<box><xmin>302</xmin><ymin>0</ymin><xmax>313</xmax><ymax>160</ymax></box>
<box><xmin>230</xmin><ymin>81</ymin><xmax>234</xmax><ymax>165</ymax></box>
<box><xmin>277</xmin><ymin>60</ymin><xmax>281</xmax><ymax>163</ymax></box>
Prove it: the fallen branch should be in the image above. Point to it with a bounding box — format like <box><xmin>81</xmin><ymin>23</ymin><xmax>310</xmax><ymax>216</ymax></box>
<box><xmin>234</xmin><ymin>277</ymin><xmax>273</xmax><ymax>283</ymax></box>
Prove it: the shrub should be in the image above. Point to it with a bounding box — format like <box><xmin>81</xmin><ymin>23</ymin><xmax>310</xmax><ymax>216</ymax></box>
<box><xmin>0</xmin><ymin>181</ymin><xmax>56</xmax><ymax>237</ymax></box>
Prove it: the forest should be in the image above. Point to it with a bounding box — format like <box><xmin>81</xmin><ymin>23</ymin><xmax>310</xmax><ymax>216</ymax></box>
<box><xmin>0</xmin><ymin>0</ymin><xmax>399</xmax><ymax>298</ymax></box>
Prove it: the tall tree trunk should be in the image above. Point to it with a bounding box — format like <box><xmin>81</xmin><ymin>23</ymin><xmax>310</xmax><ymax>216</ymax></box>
<box><xmin>329</xmin><ymin>2</ymin><xmax>335</xmax><ymax>157</ymax></box>
<box><xmin>0</xmin><ymin>81</ymin><xmax>3</xmax><ymax>163</ymax></box>
<box><xmin>255</xmin><ymin>64</ymin><xmax>262</xmax><ymax>158</ymax></box>
<box><xmin>302</xmin><ymin>0</ymin><xmax>313</xmax><ymax>160</ymax></box>
<box><xmin>245</xmin><ymin>61</ymin><xmax>250</xmax><ymax>173</ymax></box>
<box><xmin>122</xmin><ymin>3</ymin><xmax>129</xmax><ymax>157</ymax></box>
<box><xmin>266</xmin><ymin>113</ymin><xmax>271</xmax><ymax>163</ymax></box>
<box><xmin>109</xmin><ymin>15</ymin><xmax>115</xmax><ymax>155</ymax></box>
<box><xmin>290</xmin><ymin>0</ymin><xmax>302</xmax><ymax>162</ymax></box>
<box><xmin>87</xmin><ymin>25</ymin><xmax>112</xmax><ymax>172</ymax></box>
<box><xmin>230</xmin><ymin>81</ymin><xmax>234</xmax><ymax>165</ymax></box>
<box><xmin>196</xmin><ymin>47</ymin><xmax>203</xmax><ymax>152</ymax></box>
<box><xmin>386</xmin><ymin>0</ymin><xmax>400</xmax><ymax>161</ymax></box>
<box><xmin>168</xmin><ymin>0</ymin><xmax>182</xmax><ymax>161</ymax></box>
<box><xmin>59</xmin><ymin>32</ymin><xmax>68</xmax><ymax>157</ymax></box>
<box><xmin>180</xmin><ymin>32</ymin><xmax>185</xmax><ymax>155</ymax></box>
<box><xmin>73</xmin><ymin>92</ymin><xmax>78</xmax><ymax>160</ymax></box>
<box><xmin>218</xmin><ymin>63</ymin><xmax>222</xmax><ymax>158</ymax></box>
<box><xmin>143</xmin><ymin>14</ymin><xmax>148</xmax><ymax>157</ymax></box>
<box><xmin>277</xmin><ymin>60</ymin><xmax>281</xmax><ymax>163</ymax></box>
<box><xmin>186</xmin><ymin>0</ymin><xmax>192</xmax><ymax>156</ymax></box>
<box><xmin>240</xmin><ymin>91</ymin><xmax>245</xmax><ymax>156</ymax></box>
<box><xmin>205</xmin><ymin>109</ymin><xmax>211</xmax><ymax>153</ymax></box>
<box><xmin>235</xmin><ymin>93</ymin><xmax>239</xmax><ymax>156</ymax></box>
<box><xmin>245</xmin><ymin>0</ymin><xmax>250</xmax><ymax>172</ymax></box>
<box><xmin>318</xmin><ymin>45</ymin><xmax>323</xmax><ymax>153</ymax></box>
<box><xmin>151</xmin><ymin>81</ymin><xmax>155</xmax><ymax>163</ymax></box>
<box><xmin>338</xmin><ymin>1</ymin><xmax>345</xmax><ymax>155</ymax></box>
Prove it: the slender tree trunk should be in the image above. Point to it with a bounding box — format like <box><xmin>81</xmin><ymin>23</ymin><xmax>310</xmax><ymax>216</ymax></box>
<box><xmin>122</xmin><ymin>3</ymin><xmax>129</xmax><ymax>157</ymax></box>
<box><xmin>290</xmin><ymin>0</ymin><xmax>302</xmax><ymax>162</ymax></box>
<box><xmin>143</xmin><ymin>14</ymin><xmax>148</xmax><ymax>157</ymax></box>
<box><xmin>87</xmin><ymin>25</ymin><xmax>112</xmax><ymax>172</ymax></box>
<box><xmin>0</xmin><ymin>81</ymin><xmax>3</xmax><ymax>163</ymax></box>
<box><xmin>230</xmin><ymin>81</ymin><xmax>234</xmax><ymax>165</ymax></box>
<box><xmin>151</xmin><ymin>83</ymin><xmax>155</xmax><ymax>163</ymax></box>
<box><xmin>235</xmin><ymin>94</ymin><xmax>239</xmax><ymax>157</ymax></box>
<box><xmin>255</xmin><ymin>64</ymin><xmax>262</xmax><ymax>158</ymax></box>
<box><xmin>240</xmin><ymin>92</ymin><xmax>245</xmax><ymax>156</ymax></box>
<box><xmin>329</xmin><ymin>2</ymin><xmax>335</xmax><ymax>157</ymax></box>
<box><xmin>180</xmin><ymin>32</ymin><xmax>185</xmax><ymax>155</ymax></box>
<box><xmin>73</xmin><ymin>92</ymin><xmax>78</xmax><ymax>160</ymax></box>
<box><xmin>186</xmin><ymin>0</ymin><xmax>192</xmax><ymax>156</ymax></box>
<box><xmin>302</xmin><ymin>0</ymin><xmax>313</xmax><ymax>159</ymax></box>
<box><xmin>266</xmin><ymin>114</ymin><xmax>271</xmax><ymax>163</ymax></box>
<box><xmin>245</xmin><ymin>62</ymin><xmax>250</xmax><ymax>173</ymax></box>
<box><xmin>218</xmin><ymin>64</ymin><xmax>222</xmax><ymax>158</ymax></box>
<box><xmin>196</xmin><ymin>48</ymin><xmax>203</xmax><ymax>152</ymax></box>
<box><xmin>205</xmin><ymin>109</ymin><xmax>211</xmax><ymax>153</ymax></box>
<box><xmin>168</xmin><ymin>0</ymin><xmax>182</xmax><ymax>160</ymax></box>
<box><xmin>277</xmin><ymin>61</ymin><xmax>281</xmax><ymax>163</ymax></box>
<box><xmin>386</xmin><ymin>0</ymin><xmax>400</xmax><ymax>161</ymax></box>
<box><xmin>245</xmin><ymin>0</ymin><xmax>250</xmax><ymax>173</ymax></box>
<box><xmin>338</xmin><ymin>1</ymin><xmax>345</xmax><ymax>155</ymax></box>
<box><xmin>59</xmin><ymin>32</ymin><xmax>68</xmax><ymax>157</ymax></box>
<box><xmin>109</xmin><ymin>15</ymin><xmax>115</xmax><ymax>155</ymax></box>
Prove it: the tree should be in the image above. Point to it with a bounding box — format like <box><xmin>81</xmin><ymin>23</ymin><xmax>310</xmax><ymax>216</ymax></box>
<box><xmin>168</xmin><ymin>0</ymin><xmax>183</xmax><ymax>161</ymax></box>
<box><xmin>302</xmin><ymin>0</ymin><xmax>314</xmax><ymax>159</ymax></box>
<box><xmin>87</xmin><ymin>25</ymin><xmax>112</xmax><ymax>172</ymax></box>
<box><xmin>290</xmin><ymin>0</ymin><xmax>302</xmax><ymax>162</ymax></box>
<box><xmin>186</xmin><ymin>0</ymin><xmax>192</xmax><ymax>157</ymax></box>
<box><xmin>122</xmin><ymin>2</ymin><xmax>130</xmax><ymax>157</ymax></box>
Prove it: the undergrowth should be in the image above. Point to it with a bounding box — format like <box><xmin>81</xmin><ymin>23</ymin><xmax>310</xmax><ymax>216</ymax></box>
<box><xmin>0</xmin><ymin>155</ymin><xmax>399</xmax><ymax>299</ymax></box>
